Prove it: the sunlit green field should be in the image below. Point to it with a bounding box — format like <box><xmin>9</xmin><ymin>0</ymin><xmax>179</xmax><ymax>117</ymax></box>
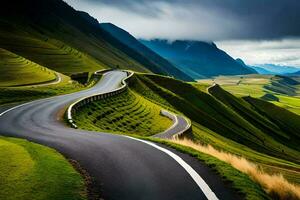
<box><xmin>0</xmin><ymin>136</ymin><xmax>86</xmax><ymax>200</ymax></box>
<box><xmin>0</xmin><ymin>33</ymin><xmax>106</xmax><ymax>75</ymax></box>
<box><xmin>0</xmin><ymin>48</ymin><xmax>56</xmax><ymax>87</ymax></box>
<box><xmin>197</xmin><ymin>74</ymin><xmax>300</xmax><ymax>115</ymax></box>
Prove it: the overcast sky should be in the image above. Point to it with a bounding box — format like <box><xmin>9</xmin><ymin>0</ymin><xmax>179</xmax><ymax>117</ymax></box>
<box><xmin>65</xmin><ymin>0</ymin><xmax>300</xmax><ymax>67</ymax></box>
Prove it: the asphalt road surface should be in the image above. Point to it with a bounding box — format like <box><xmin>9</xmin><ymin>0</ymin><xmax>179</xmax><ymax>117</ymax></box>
<box><xmin>154</xmin><ymin>110</ymin><xmax>190</xmax><ymax>139</ymax></box>
<box><xmin>0</xmin><ymin>71</ymin><xmax>241</xmax><ymax>200</ymax></box>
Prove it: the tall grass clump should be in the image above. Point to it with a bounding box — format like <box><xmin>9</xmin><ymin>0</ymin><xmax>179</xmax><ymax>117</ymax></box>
<box><xmin>171</xmin><ymin>138</ymin><xmax>300</xmax><ymax>200</ymax></box>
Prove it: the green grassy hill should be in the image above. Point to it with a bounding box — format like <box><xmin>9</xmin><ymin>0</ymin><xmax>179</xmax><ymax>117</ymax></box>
<box><xmin>0</xmin><ymin>136</ymin><xmax>86</xmax><ymax>200</ymax></box>
<box><xmin>198</xmin><ymin>74</ymin><xmax>300</xmax><ymax>115</ymax></box>
<box><xmin>126</xmin><ymin>73</ymin><xmax>300</xmax><ymax>183</ymax></box>
<box><xmin>0</xmin><ymin>31</ymin><xmax>106</xmax><ymax>75</ymax></box>
<box><xmin>208</xmin><ymin>85</ymin><xmax>300</xmax><ymax>155</ymax></box>
<box><xmin>0</xmin><ymin>48</ymin><xmax>56</xmax><ymax>87</ymax></box>
<box><xmin>73</xmin><ymin>90</ymin><xmax>172</xmax><ymax>136</ymax></box>
<box><xmin>264</xmin><ymin>75</ymin><xmax>300</xmax><ymax>96</ymax></box>
<box><xmin>131</xmin><ymin>74</ymin><xmax>299</xmax><ymax>161</ymax></box>
<box><xmin>70</xmin><ymin>72</ymin><xmax>300</xmax><ymax>193</ymax></box>
<box><xmin>0</xmin><ymin>0</ymin><xmax>188</xmax><ymax>77</ymax></box>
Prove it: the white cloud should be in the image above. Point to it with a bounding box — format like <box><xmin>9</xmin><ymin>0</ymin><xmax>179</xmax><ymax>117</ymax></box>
<box><xmin>65</xmin><ymin>0</ymin><xmax>300</xmax><ymax>68</ymax></box>
<box><xmin>216</xmin><ymin>38</ymin><xmax>300</xmax><ymax>67</ymax></box>
<box><xmin>65</xmin><ymin>0</ymin><xmax>245</xmax><ymax>41</ymax></box>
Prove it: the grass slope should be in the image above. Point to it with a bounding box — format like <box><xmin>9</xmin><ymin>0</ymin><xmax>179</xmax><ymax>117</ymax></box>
<box><xmin>0</xmin><ymin>48</ymin><xmax>56</xmax><ymax>87</ymax></box>
<box><xmin>147</xmin><ymin>137</ymin><xmax>270</xmax><ymax>200</ymax></box>
<box><xmin>128</xmin><ymin>73</ymin><xmax>300</xmax><ymax>183</ymax></box>
<box><xmin>0</xmin><ymin>136</ymin><xmax>86</xmax><ymax>200</ymax></box>
<box><xmin>70</xmin><ymin>73</ymin><xmax>300</xmax><ymax>198</ymax></box>
<box><xmin>0</xmin><ymin>0</ymin><xmax>180</xmax><ymax>76</ymax></box>
<box><xmin>198</xmin><ymin>75</ymin><xmax>300</xmax><ymax>115</ymax></box>
<box><xmin>264</xmin><ymin>75</ymin><xmax>299</xmax><ymax>96</ymax></box>
<box><xmin>73</xmin><ymin>89</ymin><xmax>172</xmax><ymax>136</ymax></box>
<box><xmin>208</xmin><ymin>85</ymin><xmax>300</xmax><ymax>158</ymax></box>
<box><xmin>0</xmin><ymin>30</ymin><xmax>106</xmax><ymax>75</ymax></box>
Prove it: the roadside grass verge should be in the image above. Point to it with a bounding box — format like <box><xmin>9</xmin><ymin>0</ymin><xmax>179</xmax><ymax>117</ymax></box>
<box><xmin>73</xmin><ymin>89</ymin><xmax>172</xmax><ymax>136</ymax></box>
<box><xmin>142</xmin><ymin>137</ymin><xmax>270</xmax><ymax>200</ymax></box>
<box><xmin>169</xmin><ymin>138</ymin><xmax>300</xmax><ymax>200</ymax></box>
<box><xmin>191</xmin><ymin>123</ymin><xmax>300</xmax><ymax>184</ymax></box>
<box><xmin>0</xmin><ymin>136</ymin><xmax>86</xmax><ymax>200</ymax></box>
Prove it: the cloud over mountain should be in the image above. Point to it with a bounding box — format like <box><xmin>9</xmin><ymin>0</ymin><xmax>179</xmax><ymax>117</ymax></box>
<box><xmin>65</xmin><ymin>0</ymin><xmax>300</xmax><ymax>41</ymax></box>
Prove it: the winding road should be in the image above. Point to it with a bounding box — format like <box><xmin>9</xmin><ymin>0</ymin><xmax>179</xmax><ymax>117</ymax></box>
<box><xmin>0</xmin><ymin>71</ymin><xmax>240</xmax><ymax>200</ymax></box>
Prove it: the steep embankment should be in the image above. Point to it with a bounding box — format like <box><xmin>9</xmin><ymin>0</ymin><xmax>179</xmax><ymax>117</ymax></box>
<box><xmin>0</xmin><ymin>0</ymin><xmax>188</xmax><ymax>77</ymax></box>
<box><xmin>73</xmin><ymin>89</ymin><xmax>172</xmax><ymax>136</ymax></box>
<box><xmin>208</xmin><ymin>84</ymin><xmax>300</xmax><ymax>155</ymax></box>
<box><xmin>0</xmin><ymin>48</ymin><xmax>56</xmax><ymax>87</ymax></box>
<box><xmin>128</xmin><ymin>74</ymin><xmax>300</xmax><ymax>166</ymax></box>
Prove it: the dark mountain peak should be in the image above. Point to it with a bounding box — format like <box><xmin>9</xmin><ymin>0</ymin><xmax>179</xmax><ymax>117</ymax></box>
<box><xmin>141</xmin><ymin>39</ymin><xmax>257</xmax><ymax>78</ymax></box>
<box><xmin>2</xmin><ymin>0</ymin><xmax>192</xmax><ymax>77</ymax></box>
<box><xmin>78</xmin><ymin>11</ymin><xmax>99</xmax><ymax>26</ymax></box>
<box><xmin>1</xmin><ymin>0</ymin><xmax>71</xmax><ymax>17</ymax></box>
<box><xmin>101</xmin><ymin>23</ymin><xmax>122</xmax><ymax>30</ymax></box>
<box><xmin>100</xmin><ymin>23</ymin><xmax>137</xmax><ymax>43</ymax></box>
<box><xmin>100</xmin><ymin>23</ymin><xmax>194</xmax><ymax>81</ymax></box>
<box><xmin>236</xmin><ymin>58</ymin><xmax>246</xmax><ymax>66</ymax></box>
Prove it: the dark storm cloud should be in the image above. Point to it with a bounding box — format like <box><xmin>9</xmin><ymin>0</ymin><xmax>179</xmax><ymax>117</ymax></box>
<box><xmin>65</xmin><ymin>0</ymin><xmax>300</xmax><ymax>40</ymax></box>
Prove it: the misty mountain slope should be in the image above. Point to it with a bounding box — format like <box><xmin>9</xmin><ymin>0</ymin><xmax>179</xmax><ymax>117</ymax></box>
<box><xmin>0</xmin><ymin>0</ymin><xmax>177</xmax><ymax>75</ymax></box>
<box><xmin>140</xmin><ymin>39</ymin><xmax>257</xmax><ymax>79</ymax></box>
<box><xmin>250</xmin><ymin>66</ymin><xmax>274</xmax><ymax>74</ymax></box>
<box><xmin>251</xmin><ymin>64</ymin><xmax>299</xmax><ymax>75</ymax></box>
<box><xmin>287</xmin><ymin>71</ymin><xmax>300</xmax><ymax>76</ymax></box>
<box><xmin>100</xmin><ymin>23</ymin><xmax>194</xmax><ymax>81</ymax></box>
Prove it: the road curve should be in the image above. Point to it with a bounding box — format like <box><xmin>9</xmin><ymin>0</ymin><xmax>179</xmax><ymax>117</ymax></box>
<box><xmin>0</xmin><ymin>71</ymin><xmax>240</xmax><ymax>200</ymax></box>
<box><xmin>154</xmin><ymin>110</ymin><xmax>191</xmax><ymax>139</ymax></box>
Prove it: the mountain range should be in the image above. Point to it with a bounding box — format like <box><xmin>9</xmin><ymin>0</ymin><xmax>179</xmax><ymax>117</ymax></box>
<box><xmin>0</xmin><ymin>0</ymin><xmax>194</xmax><ymax>81</ymax></box>
<box><xmin>250</xmin><ymin>64</ymin><xmax>300</xmax><ymax>75</ymax></box>
<box><xmin>140</xmin><ymin>39</ymin><xmax>256</xmax><ymax>79</ymax></box>
<box><xmin>100</xmin><ymin>23</ymin><xmax>193</xmax><ymax>81</ymax></box>
<box><xmin>0</xmin><ymin>0</ymin><xmax>256</xmax><ymax>81</ymax></box>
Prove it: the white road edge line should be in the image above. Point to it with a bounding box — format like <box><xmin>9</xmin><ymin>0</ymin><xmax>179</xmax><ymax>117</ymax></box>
<box><xmin>124</xmin><ymin>136</ymin><xmax>219</xmax><ymax>200</ymax></box>
<box><xmin>0</xmin><ymin>101</ymin><xmax>35</xmax><ymax>117</ymax></box>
